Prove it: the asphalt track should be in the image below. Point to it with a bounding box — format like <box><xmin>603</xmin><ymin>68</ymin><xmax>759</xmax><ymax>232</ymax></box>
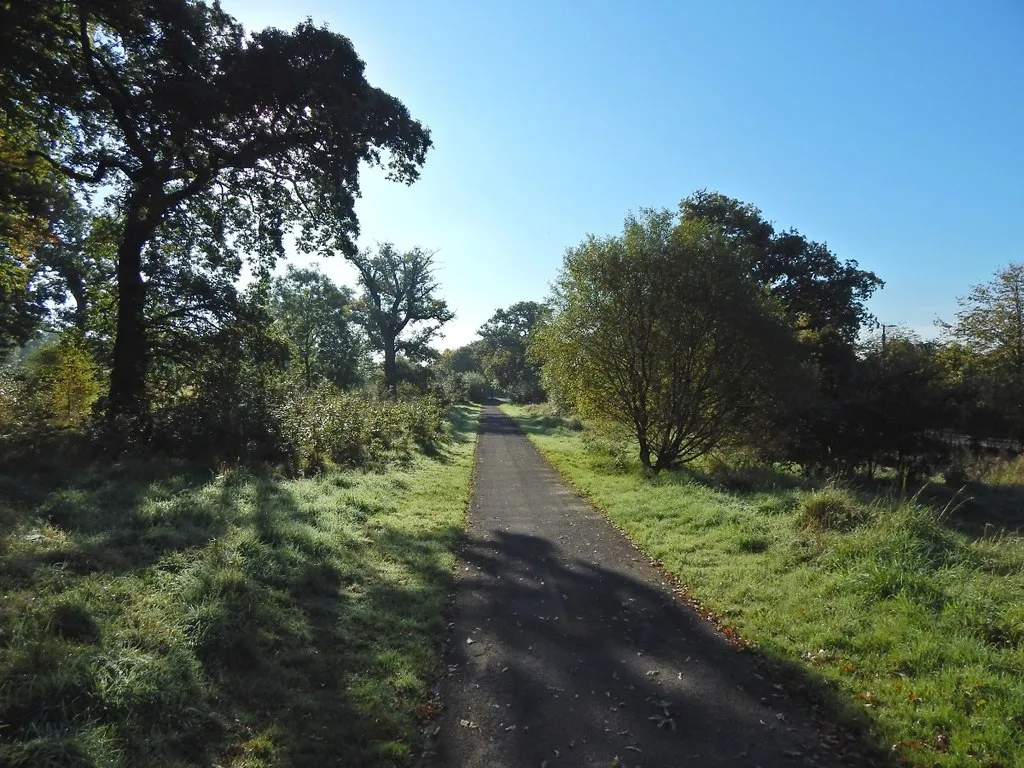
<box><xmin>430</xmin><ymin>406</ymin><xmax>872</xmax><ymax>768</ymax></box>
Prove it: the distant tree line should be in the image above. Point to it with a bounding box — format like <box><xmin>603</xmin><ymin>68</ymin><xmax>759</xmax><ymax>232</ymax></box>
<box><xmin>434</xmin><ymin>301</ymin><xmax>549</xmax><ymax>406</ymax></box>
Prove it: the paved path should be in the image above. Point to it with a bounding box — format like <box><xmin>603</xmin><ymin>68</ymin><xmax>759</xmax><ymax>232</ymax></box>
<box><xmin>431</xmin><ymin>407</ymin><xmax>871</xmax><ymax>767</ymax></box>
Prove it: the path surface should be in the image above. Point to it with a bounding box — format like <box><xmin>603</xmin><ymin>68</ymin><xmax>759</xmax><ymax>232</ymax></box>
<box><xmin>431</xmin><ymin>407</ymin><xmax>862</xmax><ymax>767</ymax></box>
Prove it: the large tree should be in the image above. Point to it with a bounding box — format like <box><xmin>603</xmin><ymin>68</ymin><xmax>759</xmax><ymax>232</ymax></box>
<box><xmin>680</xmin><ymin>190</ymin><xmax>881</xmax><ymax>354</ymax></box>
<box><xmin>350</xmin><ymin>244</ymin><xmax>453</xmax><ymax>390</ymax></box>
<box><xmin>476</xmin><ymin>301</ymin><xmax>548</xmax><ymax>403</ymax></box>
<box><xmin>679</xmin><ymin>190</ymin><xmax>882</xmax><ymax>467</ymax></box>
<box><xmin>534</xmin><ymin>209</ymin><xmax>797</xmax><ymax>472</ymax></box>
<box><xmin>271</xmin><ymin>265</ymin><xmax>362</xmax><ymax>388</ymax></box>
<box><xmin>2</xmin><ymin>0</ymin><xmax>430</xmax><ymax>420</ymax></box>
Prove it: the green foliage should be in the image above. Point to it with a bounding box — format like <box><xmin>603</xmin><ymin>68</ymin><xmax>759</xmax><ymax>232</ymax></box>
<box><xmin>462</xmin><ymin>371</ymin><xmax>493</xmax><ymax>403</ymax></box>
<box><xmin>0</xmin><ymin>117</ymin><xmax>64</xmax><ymax>348</ymax></box>
<box><xmin>0</xmin><ymin>364</ymin><xmax>35</xmax><ymax>437</ymax></box>
<box><xmin>350</xmin><ymin>244</ymin><xmax>454</xmax><ymax>391</ymax></box>
<box><xmin>680</xmin><ymin>190</ymin><xmax>883</xmax><ymax>470</ymax></box>
<box><xmin>24</xmin><ymin>335</ymin><xmax>101</xmax><ymax>428</ymax></box>
<box><xmin>431</xmin><ymin>368</ymin><xmax>470</xmax><ymax>405</ymax></box>
<box><xmin>431</xmin><ymin>343</ymin><xmax>489</xmax><ymax>404</ymax></box>
<box><xmin>271</xmin><ymin>264</ymin><xmax>365</xmax><ymax>388</ymax></box>
<box><xmin>941</xmin><ymin>262</ymin><xmax>1024</xmax><ymax>442</ymax></box>
<box><xmin>476</xmin><ymin>301</ymin><xmax>548</xmax><ymax>403</ymax></box>
<box><xmin>842</xmin><ymin>330</ymin><xmax>952</xmax><ymax>477</ymax></box>
<box><xmin>3</xmin><ymin>0</ymin><xmax>432</xmax><ymax>419</ymax></box>
<box><xmin>535</xmin><ymin>208</ymin><xmax>799</xmax><ymax>472</ymax></box>
<box><xmin>0</xmin><ymin>406</ymin><xmax>478</xmax><ymax>767</ymax></box>
<box><xmin>276</xmin><ymin>384</ymin><xmax>448</xmax><ymax>474</ymax></box>
<box><xmin>145</xmin><ymin>286</ymin><xmax>291</xmax><ymax>460</ymax></box>
<box><xmin>680</xmin><ymin>190</ymin><xmax>883</xmax><ymax>348</ymax></box>
<box><xmin>504</xmin><ymin>405</ymin><xmax>1024</xmax><ymax>768</ymax></box>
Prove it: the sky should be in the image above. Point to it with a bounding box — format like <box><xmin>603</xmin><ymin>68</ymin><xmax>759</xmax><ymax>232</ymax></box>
<box><xmin>222</xmin><ymin>0</ymin><xmax>1024</xmax><ymax>349</ymax></box>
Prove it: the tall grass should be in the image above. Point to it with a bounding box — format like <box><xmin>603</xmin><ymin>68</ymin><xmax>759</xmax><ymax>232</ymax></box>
<box><xmin>973</xmin><ymin>454</ymin><xmax>1024</xmax><ymax>486</ymax></box>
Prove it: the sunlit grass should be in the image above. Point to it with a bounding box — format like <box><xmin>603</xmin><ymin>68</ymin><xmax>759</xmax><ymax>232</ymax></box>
<box><xmin>503</xmin><ymin>404</ymin><xmax>1024</xmax><ymax>768</ymax></box>
<box><xmin>0</xmin><ymin>405</ymin><xmax>478</xmax><ymax>768</ymax></box>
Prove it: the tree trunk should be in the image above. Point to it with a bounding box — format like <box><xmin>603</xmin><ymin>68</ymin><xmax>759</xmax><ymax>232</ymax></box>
<box><xmin>108</xmin><ymin>216</ymin><xmax>150</xmax><ymax>421</ymax></box>
<box><xmin>638</xmin><ymin>439</ymin><xmax>654</xmax><ymax>474</ymax></box>
<box><xmin>383</xmin><ymin>337</ymin><xmax>398</xmax><ymax>392</ymax></box>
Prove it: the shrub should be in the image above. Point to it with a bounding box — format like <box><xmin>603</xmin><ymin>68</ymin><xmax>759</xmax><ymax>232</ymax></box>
<box><xmin>275</xmin><ymin>384</ymin><xmax>448</xmax><ymax>474</ymax></box>
<box><xmin>463</xmin><ymin>372</ymin><xmax>493</xmax><ymax>403</ymax></box>
<box><xmin>0</xmin><ymin>365</ymin><xmax>34</xmax><ymax>437</ymax></box>
<box><xmin>24</xmin><ymin>337</ymin><xmax>101</xmax><ymax>429</ymax></box>
<box><xmin>431</xmin><ymin>370</ymin><xmax>469</xmax><ymax>405</ymax></box>
<box><xmin>396</xmin><ymin>397</ymin><xmax>445</xmax><ymax>447</ymax></box>
<box><xmin>798</xmin><ymin>486</ymin><xmax>868</xmax><ymax>531</ymax></box>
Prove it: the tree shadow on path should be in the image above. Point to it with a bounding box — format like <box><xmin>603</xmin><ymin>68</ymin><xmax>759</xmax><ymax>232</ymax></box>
<box><xmin>432</xmin><ymin>407</ymin><xmax>894</xmax><ymax>768</ymax></box>
<box><xmin>436</xmin><ymin>530</ymin><xmax>894</xmax><ymax>768</ymax></box>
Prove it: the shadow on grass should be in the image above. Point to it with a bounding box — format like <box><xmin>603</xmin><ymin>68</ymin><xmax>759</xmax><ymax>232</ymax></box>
<box><xmin>891</xmin><ymin>480</ymin><xmax>1024</xmax><ymax>537</ymax></box>
<box><xmin>444</xmin><ymin>404</ymin><xmax>480</xmax><ymax>444</ymax></box>
<box><xmin>0</xmin><ymin>437</ymin><xmax>467</xmax><ymax>767</ymax></box>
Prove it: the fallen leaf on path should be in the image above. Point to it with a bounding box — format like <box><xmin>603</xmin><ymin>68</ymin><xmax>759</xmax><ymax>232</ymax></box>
<box><xmin>648</xmin><ymin>714</ymin><xmax>676</xmax><ymax>731</ymax></box>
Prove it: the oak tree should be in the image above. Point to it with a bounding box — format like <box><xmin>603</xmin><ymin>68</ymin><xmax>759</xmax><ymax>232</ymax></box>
<box><xmin>2</xmin><ymin>0</ymin><xmax>431</xmax><ymax>421</ymax></box>
<box><xmin>350</xmin><ymin>244</ymin><xmax>453</xmax><ymax>391</ymax></box>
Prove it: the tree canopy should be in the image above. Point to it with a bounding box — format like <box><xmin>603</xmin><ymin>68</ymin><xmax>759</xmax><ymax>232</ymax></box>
<box><xmin>1</xmin><ymin>0</ymin><xmax>431</xmax><ymax>421</ymax></box>
<box><xmin>941</xmin><ymin>262</ymin><xmax>1024</xmax><ymax>442</ymax></box>
<box><xmin>271</xmin><ymin>265</ymin><xmax>362</xmax><ymax>389</ymax></box>
<box><xmin>350</xmin><ymin>244</ymin><xmax>454</xmax><ymax>390</ymax></box>
<box><xmin>476</xmin><ymin>301</ymin><xmax>548</xmax><ymax>403</ymax></box>
<box><xmin>535</xmin><ymin>208</ymin><xmax>797</xmax><ymax>472</ymax></box>
<box><xmin>679</xmin><ymin>190</ymin><xmax>883</xmax><ymax>467</ymax></box>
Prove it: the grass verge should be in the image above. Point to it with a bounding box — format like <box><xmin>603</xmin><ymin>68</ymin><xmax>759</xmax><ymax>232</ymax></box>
<box><xmin>0</xmin><ymin>405</ymin><xmax>479</xmax><ymax>768</ymax></box>
<box><xmin>502</xmin><ymin>404</ymin><xmax>1024</xmax><ymax>768</ymax></box>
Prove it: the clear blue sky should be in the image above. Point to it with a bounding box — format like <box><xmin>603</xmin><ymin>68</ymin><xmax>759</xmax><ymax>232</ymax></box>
<box><xmin>223</xmin><ymin>0</ymin><xmax>1024</xmax><ymax>349</ymax></box>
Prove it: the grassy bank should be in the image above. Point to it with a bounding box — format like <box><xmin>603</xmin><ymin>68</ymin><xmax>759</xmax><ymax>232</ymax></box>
<box><xmin>0</xmin><ymin>405</ymin><xmax>479</xmax><ymax>768</ymax></box>
<box><xmin>502</xmin><ymin>404</ymin><xmax>1024</xmax><ymax>768</ymax></box>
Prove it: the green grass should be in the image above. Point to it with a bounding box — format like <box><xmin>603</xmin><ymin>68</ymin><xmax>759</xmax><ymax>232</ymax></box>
<box><xmin>0</xmin><ymin>405</ymin><xmax>479</xmax><ymax>768</ymax></box>
<box><xmin>503</xmin><ymin>404</ymin><xmax>1024</xmax><ymax>768</ymax></box>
